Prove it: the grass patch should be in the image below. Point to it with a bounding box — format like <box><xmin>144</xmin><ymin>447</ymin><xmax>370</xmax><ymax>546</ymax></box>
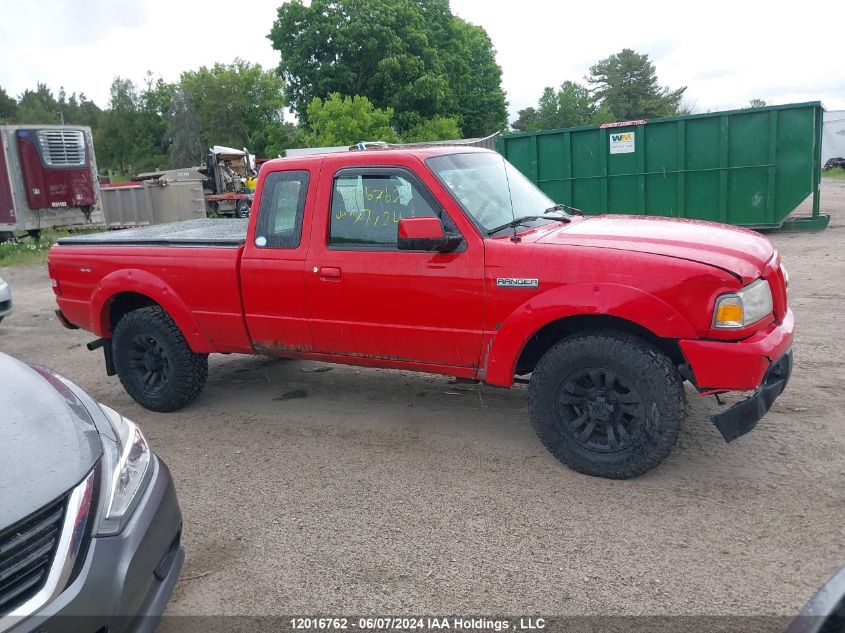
<box><xmin>0</xmin><ymin>228</ymin><xmax>102</xmax><ymax>266</ymax></box>
<box><xmin>822</xmin><ymin>169</ymin><xmax>845</xmax><ymax>181</ymax></box>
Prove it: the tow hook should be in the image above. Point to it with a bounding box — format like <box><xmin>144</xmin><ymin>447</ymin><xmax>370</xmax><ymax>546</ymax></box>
<box><xmin>87</xmin><ymin>338</ymin><xmax>116</xmax><ymax>376</ymax></box>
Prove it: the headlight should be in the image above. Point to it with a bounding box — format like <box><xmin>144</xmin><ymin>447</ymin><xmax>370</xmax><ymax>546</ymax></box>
<box><xmin>713</xmin><ymin>279</ymin><xmax>773</xmax><ymax>329</ymax></box>
<box><xmin>97</xmin><ymin>404</ymin><xmax>152</xmax><ymax>535</ymax></box>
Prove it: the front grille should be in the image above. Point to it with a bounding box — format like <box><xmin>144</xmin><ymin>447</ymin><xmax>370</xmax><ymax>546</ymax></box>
<box><xmin>35</xmin><ymin>130</ymin><xmax>86</xmax><ymax>167</ymax></box>
<box><xmin>0</xmin><ymin>496</ymin><xmax>66</xmax><ymax>614</ymax></box>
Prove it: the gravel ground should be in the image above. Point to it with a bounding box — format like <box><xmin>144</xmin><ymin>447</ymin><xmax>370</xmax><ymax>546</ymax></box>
<box><xmin>1</xmin><ymin>181</ymin><xmax>843</xmax><ymax>617</ymax></box>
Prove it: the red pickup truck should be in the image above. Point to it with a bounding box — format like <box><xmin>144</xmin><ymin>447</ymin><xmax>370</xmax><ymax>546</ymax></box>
<box><xmin>48</xmin><ymin>147</ymin><xmax>793</xmax><ymax>479</ymax></box>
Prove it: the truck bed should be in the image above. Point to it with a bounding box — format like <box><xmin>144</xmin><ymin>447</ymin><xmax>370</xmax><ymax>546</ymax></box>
<box><xmin>57</xmin><ymin>218</ymin><xmax>248</xmax><ymax>247</ymax></box>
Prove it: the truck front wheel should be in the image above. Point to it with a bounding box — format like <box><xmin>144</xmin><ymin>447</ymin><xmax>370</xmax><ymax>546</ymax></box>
<box><xmin>528</xmin><ymin>331</ymin><xmax>685</xmax><ymax>479</ymax></box>
<box><xmin>112</xmin><ymin>306</ymin><xmax>209</xmax><ymax>412</ymax></box>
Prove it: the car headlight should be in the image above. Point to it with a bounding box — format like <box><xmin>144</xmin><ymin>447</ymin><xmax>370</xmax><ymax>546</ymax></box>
<box><xmin>713</xmin><ymin>279</ymin><xmax>773</xmax><ymax>329</ymax></box>
<box><xmin>97</xmin><ymin>404</ymin><xmax>152</xmax><ymax>535</ymax></box>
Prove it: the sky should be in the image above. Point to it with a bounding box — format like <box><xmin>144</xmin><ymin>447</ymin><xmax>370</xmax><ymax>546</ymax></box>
<box><xmin>0</xmin><ymin>0</ymin><xmax>843</xmax><ymax>123</ymax></box>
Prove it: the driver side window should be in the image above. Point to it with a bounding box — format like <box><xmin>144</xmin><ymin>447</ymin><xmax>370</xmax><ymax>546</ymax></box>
<box><xmin>329</xmin><ymin>171</ymin><xmax>439</xmax><ymax>249</ymax></box>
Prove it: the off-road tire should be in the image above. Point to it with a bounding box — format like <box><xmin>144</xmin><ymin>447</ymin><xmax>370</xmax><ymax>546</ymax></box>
<box><xmin>528</xmin><ymin>331</ymin><xmax>685</xmax><ymax>479</ymax></box>
<box><xmin>113</xmin><ymin>306</ymin><xmax>208</xmax><ymax>412</ymax></box>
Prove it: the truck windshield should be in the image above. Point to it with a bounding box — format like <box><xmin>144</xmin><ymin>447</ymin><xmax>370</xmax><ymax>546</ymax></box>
<box><xmin>427</xmin><ymin>152</ymin><xmax>563</xmax><ymax>235</ymax></box>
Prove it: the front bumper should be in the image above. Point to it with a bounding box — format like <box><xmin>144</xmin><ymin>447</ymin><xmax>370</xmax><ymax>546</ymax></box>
<box><xmin>710</xmin><ymin>347</ymin><xmax>793</xmax><ymax>442</ymax></box>
<box><xmin>5</xmin><ymin>457</ymin><xmax>184</xmax><ymax>633</ymax></box>
<box><xmin>679</xmin><ymin>308</ymin><xmax>794</xmax><ymax>391</ymax></box>
<box><xmin>0</xmin><ymin>281</ymin><xmax>11</xmax><ymax>318</ymax></box>
<box><xmin>679</xmin><ymin>308</ymin><xmax>794</xmax><ymax>443</ymax></box>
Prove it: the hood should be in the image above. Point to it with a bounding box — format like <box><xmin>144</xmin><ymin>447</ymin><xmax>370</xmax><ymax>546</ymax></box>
<box><xmin>0</xmin><ymin>353</ymin><xmax>102</xmax><ymax>528</ymax></box>
<box><xmin>536</xmin><ymin>215</ymin><xmax>774</xmax><ymax>282</ymax></box>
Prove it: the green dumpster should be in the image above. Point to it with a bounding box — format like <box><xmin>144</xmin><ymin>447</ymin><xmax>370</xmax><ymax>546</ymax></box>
<box><xmin>497</xmin><ymin>102</ymin><xmax>828</xmax><ymax>230</ymax></box>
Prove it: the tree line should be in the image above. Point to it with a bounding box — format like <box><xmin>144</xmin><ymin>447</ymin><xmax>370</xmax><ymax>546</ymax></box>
<box><xmin>0</xmin><ymin>1</ymin><xmax>694</xmax><ymax>176</ymax></box>
<box><xmin>512</xmin><ymin>49</ymin><xmax>689</xmax><ymax>132</ymax></box>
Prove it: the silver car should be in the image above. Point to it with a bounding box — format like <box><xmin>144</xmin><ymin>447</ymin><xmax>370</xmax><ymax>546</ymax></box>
<box><xmin>0</xmin><ymin>352</ymin><xmax>184</xmax><ymax>632</ymax></box>
<box><xmin>0</xmin><ymin>276</ymin><xmax>10</xmax><ymax>323</ymax></box>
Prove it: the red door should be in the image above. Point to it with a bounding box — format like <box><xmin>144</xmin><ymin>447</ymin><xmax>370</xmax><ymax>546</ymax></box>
<box><xmin>240</xmin><ymin>168</ymin><xmax>316</xmax><ymax>353</ymax></box>
<box><xmin>304</xmin><ymin>161</ymin><xmax>484</xmax><ymax>370</ymax></box>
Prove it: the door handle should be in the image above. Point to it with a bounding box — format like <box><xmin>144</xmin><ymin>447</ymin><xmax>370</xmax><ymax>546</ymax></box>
<box><xmin>316</xmin><ymin>266</ymin><xmax>341</xmax><ymax>280</ymax></box>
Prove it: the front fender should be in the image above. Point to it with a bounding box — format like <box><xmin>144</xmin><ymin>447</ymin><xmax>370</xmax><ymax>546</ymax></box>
<box><xmin>89</xmin><ymin>269</ymin><xmax>215</xmax><ymax>353</ymax></box>
<box><xmin>483</xmin><ymin>283</ymin><xmax>699</xmax><ymax>386</ymax></box>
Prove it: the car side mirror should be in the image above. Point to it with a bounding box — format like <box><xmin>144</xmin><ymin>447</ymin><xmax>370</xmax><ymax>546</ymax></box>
<box><xmin>397</xmin><ymin>217</ymin><xmax>460</xmax><ymax>253</ymax></box>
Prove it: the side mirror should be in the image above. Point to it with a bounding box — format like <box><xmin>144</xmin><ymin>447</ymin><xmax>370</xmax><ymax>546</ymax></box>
<box><xmin>397</xmin><ymin>217</ymin><xmax>461</xmax><ymax>253</ymax></box>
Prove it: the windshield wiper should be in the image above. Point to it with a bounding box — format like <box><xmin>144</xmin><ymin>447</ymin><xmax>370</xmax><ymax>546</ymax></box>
<box><xmin>486</xmin><ymin>214</ymin><xmax>571</xmax><ymax>236</ymax></box>
<box><xmin>545</xmin><ymin>203</ymin><xmax>583</xmax><ymax>215</ymax></box>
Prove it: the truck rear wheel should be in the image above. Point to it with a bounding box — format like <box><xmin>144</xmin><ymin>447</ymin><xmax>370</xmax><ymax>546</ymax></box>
<box><xmin>528</xmin><ymin>331</ymin><xmax>685</xmax><ymax>479</ymax></box>
<box><xmin>112</xmin><ymin>306</ymin><xmax>208</xmax><ymax>412</ymax></box>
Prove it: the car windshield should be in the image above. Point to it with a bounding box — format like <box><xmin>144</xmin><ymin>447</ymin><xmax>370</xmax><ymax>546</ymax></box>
<box><xmin>427</xmin><ymin>152</ymin><xmax>562</xmax><ymax>234</ymax></box>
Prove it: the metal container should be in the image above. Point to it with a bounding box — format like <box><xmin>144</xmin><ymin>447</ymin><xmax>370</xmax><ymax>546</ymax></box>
<box><xmin>148</xmin><ymin>179</ymin><xmax>206</xmax><ymax>224</ymax></box>
<box><xmin>101</xmin><ymin>177</ymin><xmax>206</xmax><ymax>228</ymax></box>
<box><xmin>497</xmin><ymin>102</ymin><xmax>827</xmax><ymax>230</ymax></box>
<box><xmin>100</xmin><ymin>184</ymin><xmax>155</xmax><ymax>227</ymax></box>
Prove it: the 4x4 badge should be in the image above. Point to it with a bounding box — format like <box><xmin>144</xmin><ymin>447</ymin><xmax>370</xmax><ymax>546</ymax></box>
<box><xmin>497</xmin><ymin>278</ymin><xmax>538</xmax><ymax>288</ymax></box>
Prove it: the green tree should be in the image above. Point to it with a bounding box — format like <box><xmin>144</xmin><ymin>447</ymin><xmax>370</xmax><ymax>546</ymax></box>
<box><xmin>94</xmin><ymin>76</ymin><xmax>172</xmax><ymax>174</ymax></box>
<box><xmin>304</xmin><ymin>93</ymin><xmax>397</xmax><ymax>146</ymax></box>
<box><xmin>251</xmin><ymin>120</ymin><xmax>305</xmax><ymax>157</ymax></box>
<box><xmin>16</xmin><ymin>83</ymin><xmax>61</xmax><ymax>124</ymax></box>
<box><xmin>137</xmin><ymin>74</ymin><xmax>174</xmax><ymax>165</ymax></box>
<box><xmin>677</xmin><ymin>100</ymin><xmax>697</xmax><ymax>115</ymax></box>
<box><xmin>535</xmin><ymin>87</ymin><xmax>560</xmax><ymax>129</ymax></box>
<box><xmin>94</xmin><ymin>77</ymin><xmax>140</xmax><ymax>174</ymax></box>
<box><xmin>268</xmin><ymin>0</ymin><xmax>507</xmax><ymax>137</ymax></box>
<box><xmin>401</xmin><ymin>115</ymin><xmax>461</xmax><ymax>143</ymax></box>
<box><xmin>748</xmin><ymin>98</ymin><xmax>767</xmax><ymax>108</ymax></box>
<box><xmin>0</xmin><ymin>86</ymin><xmax>17</xmax><ymax>123</ymax></box>
<box><xmin>591</xmin><ymin>104</ymin><xmax>616</xmax><ymax>125</ymax></box>
<box><xmin>179</xmin><ymin>60</ymin><xmax>285</xmax><ymax>156</ymax></box>
<box><xmin>511</xmin><ymin>107</ymin><xmax>539</xmax><ymax>132</ymax></box>
<box><xmin>511</xmin><ymin>81</ymin><xmax>595</xmax><ymax>132</ymax></box>
<box><xmin>587</xmin><ymin>49</ymin><xmax>686</xmax><ymax>120</ymax></box>
<box><xmin>6</xmin><ymin>83</ymin><xmax>101</xmax><ymax>127</ymax></box>
<box><xmin>556</xmin><ymin>81</ymin><xmax>594</xmax><ymax>127</ymax></box>
<box><xmin>445</xmin><ymin>17</ymin><xmax>508</xmax><ymax>137</ymax></box>
<box><xmin>60</xmin><ymin>90</ymin><xmax>101</xmax><ymax>128</ymax></box>
<box><xmin>166</xmin><ymin>87</ymin><xmax>204</xmax><ymax>167</ymax></box>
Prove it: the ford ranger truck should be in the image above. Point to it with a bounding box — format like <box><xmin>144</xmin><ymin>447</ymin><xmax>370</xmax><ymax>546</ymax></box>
<box><xmin>48</xmin><ymin>147</ymin><xmax>793</xmax><ymax>479</ymax></box>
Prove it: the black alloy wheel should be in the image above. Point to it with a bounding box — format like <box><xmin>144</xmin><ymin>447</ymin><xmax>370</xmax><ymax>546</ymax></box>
<box><xmin>126</xmin><ymin>333</ymin><xmax>172</xmax><ymax>394</ymax></box>
<box><xmin>556</xmin><ymin>367</ymin><xmax>646</xmax><ymax>453</ymax></box>
<box><xmin>528</xmin><ymin>331</ymin><xmax>685</xmax><ymax>479</ymax></box>
<box><xmin>112</xmin><ymin>306</ymin><xmax>208</xmax><ymax>412</ymax></box>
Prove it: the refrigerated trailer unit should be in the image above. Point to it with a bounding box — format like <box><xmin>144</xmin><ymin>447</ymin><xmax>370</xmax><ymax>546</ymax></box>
<box><xmin>0</xmin><ymin>125</ymin><xmax>104</xmax><ymax>239</ymax></box>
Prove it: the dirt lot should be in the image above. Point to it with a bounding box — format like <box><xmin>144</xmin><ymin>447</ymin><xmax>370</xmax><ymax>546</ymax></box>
<box><xmin>1</xmin><ymin>181</ymin><xmax>844</xmax><ymax>617</ymax></box>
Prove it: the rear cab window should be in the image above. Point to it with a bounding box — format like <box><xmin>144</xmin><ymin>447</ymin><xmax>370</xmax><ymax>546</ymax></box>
<box><xmin>254</xmin><ymin>170</ymin><xmax>310</xmax><ymax>248</ymax></box>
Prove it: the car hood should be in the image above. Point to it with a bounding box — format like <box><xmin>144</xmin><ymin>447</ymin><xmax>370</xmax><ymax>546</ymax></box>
<box><xmin>536</xmin><ymin>215</ymin><xmax>774</xmax><ymax>282</ymax></box>
<box><xmin>0</xmin><ymin>354</ymin><xmax>102</xmax><ymax>528</ymax></box>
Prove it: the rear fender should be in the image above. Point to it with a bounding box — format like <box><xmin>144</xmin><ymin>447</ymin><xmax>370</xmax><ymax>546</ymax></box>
<box><xmin>90</xmin><ymin>269</ymin><xmax>215</xmax><ymax>353</ymax></box>
<box><xmin>483</xmin><ymin>283</ymin><xmax>699</xmax><ymax>386</ymax></box>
